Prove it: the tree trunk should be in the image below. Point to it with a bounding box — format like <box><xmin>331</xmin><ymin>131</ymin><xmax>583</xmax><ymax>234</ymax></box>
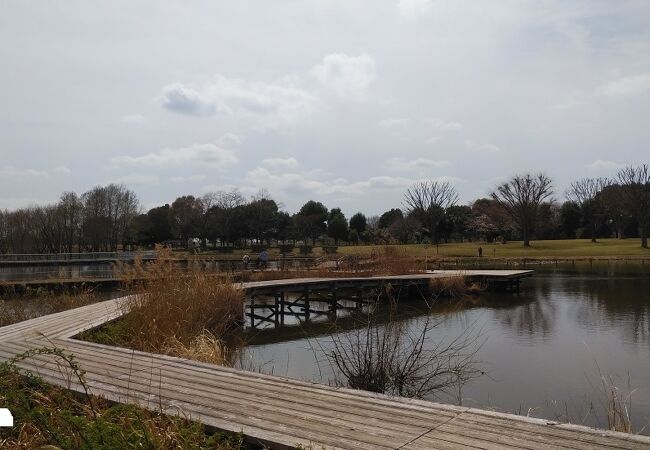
<box><xmin>641</xmin><ymin>223</ymin><xmax>648</xmax><ymax>248</ymax></box>
<box><xmin>522</xmin><ymin>224</ymin><xmax>530</xmax><ymax>247</ymax></box>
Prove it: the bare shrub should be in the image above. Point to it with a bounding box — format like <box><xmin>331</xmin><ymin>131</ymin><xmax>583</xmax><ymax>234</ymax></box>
<box><xmin>324</xmin><ymin>296</ymin><xmax>484</xmax><ymax>402</ymax></box>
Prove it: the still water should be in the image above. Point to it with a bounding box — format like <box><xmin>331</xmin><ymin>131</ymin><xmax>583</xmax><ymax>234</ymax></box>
<box><xmin>243</xmin><ymin>263</ymin><xmax>650</xmax><ymax>433</ymax></box>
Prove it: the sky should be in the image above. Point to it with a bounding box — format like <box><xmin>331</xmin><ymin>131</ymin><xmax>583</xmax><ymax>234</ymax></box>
<box><xmin>1</xmin><ymin>0</ymin><xmax>649</xmax><ymax>216</ymax></box>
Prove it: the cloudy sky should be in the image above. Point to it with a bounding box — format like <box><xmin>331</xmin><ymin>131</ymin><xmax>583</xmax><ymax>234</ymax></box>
<box><xmin>1</xmin><ymin>1</ymin><xmax>649</xmax><ymax>215</ymax></box>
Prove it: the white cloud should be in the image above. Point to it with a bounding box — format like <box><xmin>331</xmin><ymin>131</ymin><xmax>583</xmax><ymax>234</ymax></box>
<box><xmin>465</xmin><ymin>140</ymin><xmax>500</xmax><ymax>152</ymax></box>
<box><xmin>159</xmin><ymin>76</ymin><xmax>317</xmax><ymax>129</ymax></box>
<box><xmin>217</xmin><ymin>132</ymin><xmax>242</xmax><ymax>147</ymax></box>
<box><xmin>0</xmin><ymin>166</ymin><xmax>48</xmax><ymax>177</ymax></box>
<box><xmin>426</xmin><ymin>118</ymin><xmax>463</xmax><ymax>131</ymax></box>
<box><xmin>385</xmin><ymin>157</ymin><xmax>452</xmax><ymax>171</ymax></box>
<box><xmin>586</xmin><ymin>159</ymin><xmax>624</xmax><ymax>171</ymax></box>
<box><xmin>245</xmin><ymin>167</ymin><xmax>415</xmax><ymax>196</ymax></box>
<box><xmin>379</xmin><ymin>118</ymin><xmax>409</xmax><ymax>127</ymax></box>
<box><xmin>170</xmin><ymin>174</ymin><xmax>207</xmax><ymax>183</ymax></box>
<box><xmin>599</xmin><ymin>74</ymin><xmax>650</xmax><ymax>97</ymax></box>
<box><xmin>0</xmin><ymin>197</ymin><xmax>55</xmax><ymax>209</ymax></box>
<box><xmin>122</xmin><ymin>114</ymin><xmax>145</xmax><ymax>124</ymax></box>
<box><xmin>242</xmin><ymin>165</ymin><xmax>454</xmax><ymax>199</ymax></box>
<box><xmin>111</xmin><ymin>142</ymin><xmax>238</xmax><ymax>170</ymax></box>
<box><xmin>261</xmin><ymin>157</ymin><xmax>300</xmax><ymax>169</ymax></box>
<box><xmin>159</xmin><ymin>83</ymin><xmax>215</xmax><ymax>116</ymax></box>
<box><xmin>111</xmin><ymin>174</ymin><xmax>160</xmax><ymax>185</ymax></box>
<box><xmin>53</xmin><ymin>166</ymin><xmax>71</xmax><ymax>175</ymax></box>
<box><xmin>397</xmin><ymin>0</ymin><xmax>432</xmax><ymax>21</ymax></box>
<box><xmin>312</xmin><ymin>53</ymin><xmax>377</xmax><ymax>101</ymax></box>
<box><xmin>425</xmin><ymin>136</ymin><xmax>441</xmax><ymax>144</ymax></box>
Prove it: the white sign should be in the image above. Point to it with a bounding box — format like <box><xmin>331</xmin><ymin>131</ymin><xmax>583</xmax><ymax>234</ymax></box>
<box><xmin>0</xmin><ymin>408</ymin><xmax>13</xmax><ymax>427</ymax></box>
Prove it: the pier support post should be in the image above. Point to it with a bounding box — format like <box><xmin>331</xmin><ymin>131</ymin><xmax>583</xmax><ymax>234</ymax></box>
<box><xmin>280</xmin><ymin>291</ymin><xmax>285</xmax><ymax>326</ymax></box>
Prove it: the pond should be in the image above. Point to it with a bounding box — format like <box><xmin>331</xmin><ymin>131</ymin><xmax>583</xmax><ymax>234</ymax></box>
<box><xmin>242</xmin><ymin>262</ymin><xmax>650</xmax><ymax>434</ymax></box>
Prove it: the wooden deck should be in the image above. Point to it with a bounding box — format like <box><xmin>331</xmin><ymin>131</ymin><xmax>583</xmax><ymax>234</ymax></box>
<box><xmin>1</xmin><ymin>272</ymin><xmax>649</xmax><ymax>449</ymax></box>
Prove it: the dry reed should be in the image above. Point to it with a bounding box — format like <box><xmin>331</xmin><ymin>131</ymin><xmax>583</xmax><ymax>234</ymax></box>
<box><xmin>0</xmin><ymin>290</ymin><xmax>98</xmax><ymax>327</ymax></box>
<box><xmin>428</xmin><ymin>276</ymin><xmax>472</xmax><ymax>299</ymax></box>
<box><xmin>113</xmin><ymin>246</ymin><xmax>244</xmax><ymax>365</ymax></box>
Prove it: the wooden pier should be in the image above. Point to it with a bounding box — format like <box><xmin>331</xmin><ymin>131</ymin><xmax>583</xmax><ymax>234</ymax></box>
<box><xmin>1</xmin><ymin>271</ymin><xmax>649</xmax><ymax>449</ymax></box>
<box><xmin>244</xmin><ymin>270</ymin><xmax>533</xmax><ymax>328</ymax></box>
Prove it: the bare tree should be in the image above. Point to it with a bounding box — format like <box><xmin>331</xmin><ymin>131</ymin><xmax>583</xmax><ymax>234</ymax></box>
<box><xmin>566</xmin><ymin>178</ymin><xmax>611</xmax><ymax>242</ymax></box>
<box><xmin>617</xmin><ymin>164</ymin><xmax>650</xmax><ymax>248</ymax></box>
<box><xmin>403</xmin><ymin>180</ymin><xmax>458</xmax><ymax>244</ymax></box>
<box><xmin>58</xmin><ymin>192</ymin><xmax>83</xmax><ymax>252</ymax></box>
<box><xmin>491</xmin><ymin>173</ymin><xmax>553</xmax><ymax>247</ymax></box>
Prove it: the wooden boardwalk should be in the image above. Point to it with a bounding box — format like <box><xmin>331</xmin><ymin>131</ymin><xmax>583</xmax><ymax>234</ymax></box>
<box><xmin>1</xmin><ymin>272</ymin><xmax>649</xmax><ymax>449</ymax></box>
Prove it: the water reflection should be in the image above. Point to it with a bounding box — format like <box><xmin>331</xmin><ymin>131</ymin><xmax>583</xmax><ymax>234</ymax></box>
<box><xmin>244</xmin><ymin>262</ymin><xmax>650</xmax><ymax>434</ymax></box>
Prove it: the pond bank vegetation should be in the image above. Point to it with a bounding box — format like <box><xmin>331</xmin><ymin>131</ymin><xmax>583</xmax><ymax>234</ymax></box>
<box><xmin>0</xmin><ymin>347</ymin><xmax>246</xmax><ymax>449</ymax></box>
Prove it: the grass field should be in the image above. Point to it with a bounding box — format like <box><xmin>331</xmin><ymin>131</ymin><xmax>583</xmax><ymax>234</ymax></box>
<box><xmin>181</xmin><ymin>238</ymin><xmax>650</xmax><ymax>260</ymax></box>
<box><xmin>337</xmin><ymin>238</ymin><xmax>650</xmax><ymax>259</ymax></box>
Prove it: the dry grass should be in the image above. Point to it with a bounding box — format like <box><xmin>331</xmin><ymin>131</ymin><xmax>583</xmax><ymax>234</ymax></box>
<box><xmin>0</xmin><ymin>290</ymin><xmax>98</xmax><ymax>327</ymax></box>
<box><xmin>100</xmin><ymin>246</ymin><xmax>245</xmax><ymax>365</ymax></box>
<box><xmin>428</xmin><ymin>276</ymin><xmax>475</xmax><ymax>299</ymax></box>
<box><xmin>162</xmin><ymin>331</ymin><xmax>230</xmax><ymax>365</ymax></box>
<box><xmin>586</xmin><ymin>362</ymin><xmax>642</xmax><ymax>434</ymax></box>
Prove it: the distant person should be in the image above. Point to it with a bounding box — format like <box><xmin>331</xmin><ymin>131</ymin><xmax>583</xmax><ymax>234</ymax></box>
<box><xmin>478</xmin><ymin>246</ymin><xmax>483</xmax><ymax>258</ymax></box>
<box><xmin>242</xmin><ymin>254</ymin><xmax>250</xmax><ymax>269</ymax></box>
<box><xmin>259</xmin><ymin>248</ymin><xmax>269</xmax><ymax>269</ymax></box>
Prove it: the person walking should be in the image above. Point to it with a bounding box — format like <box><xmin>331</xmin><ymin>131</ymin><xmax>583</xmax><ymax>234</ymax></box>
<box><xmin>242</xmin><ymin>254</ymin><xmax>250</xmax><ymax>269</ymax></box>
<box><xmin>478</xmin><ymin>246</ymin><xmax>483</xmax><ymax>257</ymax></box>
<box><xmin>259</xmin><ymin>248</ymin><xmax>269</xmax><ymax>270</ymax></box>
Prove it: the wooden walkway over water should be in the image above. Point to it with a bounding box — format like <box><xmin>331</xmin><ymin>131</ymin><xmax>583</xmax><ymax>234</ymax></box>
<box><xmin>1</xmin><ymin>271</ymin><xmax>649</xmax><ymax>449</ymax></box>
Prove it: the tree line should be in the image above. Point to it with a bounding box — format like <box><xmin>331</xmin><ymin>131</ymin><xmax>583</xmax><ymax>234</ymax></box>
<box><xmin>1</xmin><ymin>164</ymin><xmax>648</xmax><ymax>253</ymax></box>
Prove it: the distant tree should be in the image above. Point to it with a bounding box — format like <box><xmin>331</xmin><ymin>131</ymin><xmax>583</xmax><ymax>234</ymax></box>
<box><xmin>169</xmin><ymin>195</ymin><xmax>203</xmax><ymax>245</ymax></box>
<box><xmin>276</xmin><ymin>211</ymin><xmax>295</xmax><ymax>242</ymax></box>
<box><xmin>327</xmin><ymin>208</ymin><xmax>349</xmax><ymax>244</ymax></box>
<box><xmin>296</xmin><ymin>200</ymin><xmax>328</xmax><ymax>245</ymax></box>
<box><xmin>617</xmin><ymin>164</ymin><xmax>650</xmax><ymax>248</ymax></box>
<box><xmin>378</xmin><ymin>208</ymin><xmax>403</xmax><ymax>229</ymax></box>
<box><xmin>246</xmin><ymin>196</ymin><xmax>279</xmax><ymax>244</ymax></box>
<box><xmin>467</xmin><ymin>213</ymin><xmax>498</xmax><ymax>242</ymax></box>
<box><xmin>403</xmin><ymin>180</ymin><xmax>458</xmax><ymax>244</ymax></box>
<box><xmin>566</xmin><ymin>178</ymin><xmax>611</xmax><ymax>242</ymax></box>
<box><xmin>535</xmin><ymin>202</ymin><xmax>562</xmax><ymax>240</ymax></box>
<box><xmin>145</xmin><ymin>204</ymin><xmax>173</xmax><ymax>243</ymax></box>
<box><xmin>490</xmin><ymin>173</ymin><xmax>553</xmax><ymax>247</ymax></box>
<box><xmin>559</xmin><ymin>201</ymin><xmax>581</xmax><ymax>239</ymax></box>
<box><xmin>389</xmin><ymin>215</ymin><xmax>421</xmax><ymax>244</ymax></box>
<box><xmin>348</xmin><ymin>229</ymin><xmax>360</xmax><ymax>245</ymax></box>
<box><xmin>80</xmin><ymin>184</ymin><xmax>139</xmax><ymax>251</ymax></box>
<box><xmin>204</xmin><ymin>189</ymin><xmax>246</xmax><ymax>246</ymax></box>
<box><xmin>349</xmin><ymin>212</ymin><xmax>367</xmax><ymax>235</ymax></box>
<box><xmin>58</xmin><ymin>192</ymin><xmax>83</xmax><ymax>252</ymax></box>
<box><xmin>445</xmin><ymin>205</ymin><xmax>472</xmax><ymax>242</ymax></box>
<box><xmin>599</xmin><ymin>184</ymin><xmax>628</xmax><ymax>238</ymax></box>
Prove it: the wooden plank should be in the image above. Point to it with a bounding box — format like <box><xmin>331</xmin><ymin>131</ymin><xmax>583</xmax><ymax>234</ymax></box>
<box><xmin>0</xmin><ymin>346</ymin><xmax>409</xmax><ymax>450</ymax></box>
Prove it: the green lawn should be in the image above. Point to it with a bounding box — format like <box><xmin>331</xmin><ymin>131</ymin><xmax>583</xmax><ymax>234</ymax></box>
<box><xmin>337</xmin><ymin>239</ymin><xmax>650</xmax><ymax>259</ymax></box>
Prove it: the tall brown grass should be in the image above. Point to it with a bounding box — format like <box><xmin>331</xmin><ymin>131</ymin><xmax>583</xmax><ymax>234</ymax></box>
<box><xmin>111</xmin><ymin>246</ymin><xmax>245</xmax><ymax>365</ymax></box>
